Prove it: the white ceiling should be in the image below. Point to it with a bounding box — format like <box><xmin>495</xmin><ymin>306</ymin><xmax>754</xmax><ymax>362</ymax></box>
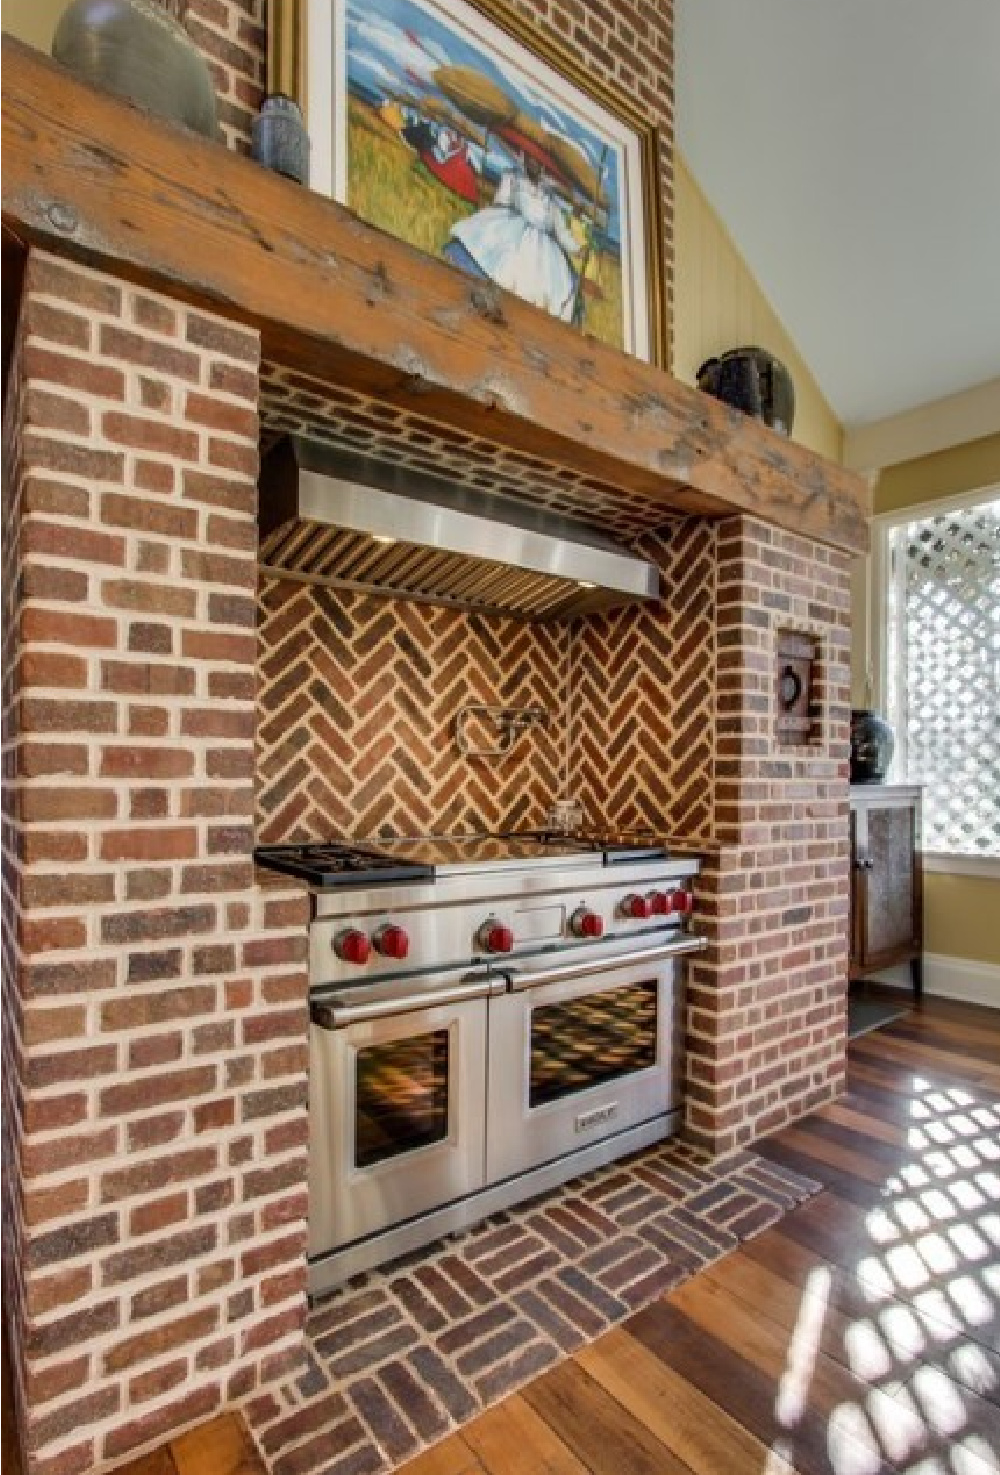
<box><xmin>675</xmin><ymin>0</ymin><xmax>1000</xmax><ymax>429</ymax></box>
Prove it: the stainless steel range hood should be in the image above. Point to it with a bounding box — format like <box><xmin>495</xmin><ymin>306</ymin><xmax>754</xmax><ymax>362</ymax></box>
<box><xmin>258</xmin><ymin>437</ymin><xmax>660</xmax><ymax>621</ymax></box>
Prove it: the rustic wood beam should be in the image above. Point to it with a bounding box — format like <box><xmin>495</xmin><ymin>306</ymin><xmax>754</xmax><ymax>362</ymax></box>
<box><xmin>1</xmin><ymin>36</ymin><xmax>868</xmax><ymax>553</ymax></box>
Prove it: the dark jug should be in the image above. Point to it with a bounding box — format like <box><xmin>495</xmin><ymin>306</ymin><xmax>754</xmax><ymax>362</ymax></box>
<box><xmin>697</xmin><ymin>347</ymin><xmax>795</xmax><ymax>436</ymax></box>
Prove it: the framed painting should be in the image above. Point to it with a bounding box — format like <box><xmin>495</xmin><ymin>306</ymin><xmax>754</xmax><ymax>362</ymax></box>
<box><xmin>282</xmin><ymin>0</ymin><xmax>666</xmax><ymax>364</ymax></box>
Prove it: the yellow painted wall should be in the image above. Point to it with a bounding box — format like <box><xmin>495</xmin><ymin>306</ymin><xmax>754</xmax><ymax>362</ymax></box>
<box><xmin>871</xmin><ymin>435</ymin><xmax>1000</xmax><ymax>967</ymax></box>
<box><xmin>673</xmin><ymin>155</ymin><xmax>843</xmax><ymax>464</ymax></box>
<box><xmin>875</xmin><ymin>431</ymin><xmax>1000</xmax><ymax>514</ymax></box>
<box><xmin>3</xmin><ymin>0</ymin><xmax>64</xmax><ymax>52</ymax></box>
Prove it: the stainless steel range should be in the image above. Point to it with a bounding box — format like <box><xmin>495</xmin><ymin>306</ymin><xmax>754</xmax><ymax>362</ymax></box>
<box><xmin>255</xmin><ymin>832</ymin><xmax>704</xmax><ymax>1297</ymax></box>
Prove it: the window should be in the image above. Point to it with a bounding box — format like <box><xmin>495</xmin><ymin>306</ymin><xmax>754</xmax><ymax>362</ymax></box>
<box><xmin>877</xmin><ymin>491</ymin><xmax>1000</xmax><ymax>865</ymax></box>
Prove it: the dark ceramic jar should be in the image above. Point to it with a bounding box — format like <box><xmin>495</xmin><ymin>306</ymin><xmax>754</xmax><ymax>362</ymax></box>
<box><xmin>52</xmin><ymin>0</ymin><xmax>218</xmax><ymax>139</ymax></box>
<box><xmin>850</xmin><ymin>709</ymin><xmax>895</xmax><ymax>784</ymax></box>
<box><xmin>696</xmin><ymin>347</ymin><xmax>796</xmax><ymax>436</ymax></box>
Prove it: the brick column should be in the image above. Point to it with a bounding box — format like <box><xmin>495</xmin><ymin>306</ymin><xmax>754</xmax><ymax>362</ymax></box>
<box><xmin>2</xmin><ymin>251</ymin><xmax>310</xmax><ymax>1475</ymax></box>
<box><xmin>685</xmin><ymin>516</ymin><xmax>852</xmax><ymax>1153</ymax></box>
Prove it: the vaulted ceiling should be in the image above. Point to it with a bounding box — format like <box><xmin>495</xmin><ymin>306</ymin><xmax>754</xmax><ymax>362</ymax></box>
<box><xmin>676</xmin><ymin>0</ymin><xmax>1000</xmax><ymax>428</ymax></box>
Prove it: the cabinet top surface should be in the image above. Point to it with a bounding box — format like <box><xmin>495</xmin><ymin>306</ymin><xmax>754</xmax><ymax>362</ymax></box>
<box><xmin>850</xmin><ymin>783</ymin><xmax>923</xmax><ymax>801</ymax></box>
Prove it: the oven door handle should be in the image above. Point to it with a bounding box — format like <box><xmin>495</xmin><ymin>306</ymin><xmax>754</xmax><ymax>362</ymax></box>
<box><xmin>506</xmin><ymin>933</ymin><xmax>707</xmax><ymax>993</ymax></box>
<box><xmin>312</xmin><ymin>973</ymin><xmax>504</xmax><ymax>1029</ymax></box>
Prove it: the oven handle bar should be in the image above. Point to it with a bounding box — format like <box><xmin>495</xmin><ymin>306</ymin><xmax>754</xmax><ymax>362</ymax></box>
<box><xmin>312</xmin><ymin>973</ymin><xmax>504</xmax><ymax>1029</ymax></box>
<box><xmin>506</xmin><ymin>933</ymin><xmax>707</xmax><ymax>993</ymax></box>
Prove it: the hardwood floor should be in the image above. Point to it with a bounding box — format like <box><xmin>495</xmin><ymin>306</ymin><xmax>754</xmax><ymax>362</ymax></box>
<box><xmin>6</xmin><ymin>997</ymin><xmax>998</xmax><ymax>1475</ymax></box>
<box><xmin>398</xmin><ymin>995</ymin><xmax>1000</xmax><ymax>1475</ymax></box>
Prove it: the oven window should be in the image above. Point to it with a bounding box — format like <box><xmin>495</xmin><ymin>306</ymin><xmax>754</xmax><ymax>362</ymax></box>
<box><xmin>529</xmin><ymin>981</ymin><xmax>657</xmax><ymax>1108</ymax></box>
<box><xmin>354</xmin><ymin>1031</ymin><xmax>450</xmax><ymax>1168</ymax></box>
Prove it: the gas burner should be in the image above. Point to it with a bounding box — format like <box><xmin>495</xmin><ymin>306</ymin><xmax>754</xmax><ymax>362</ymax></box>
<box><xmin>254</xmin><ymin>842</ymin><xmax>434</xmax><ymax>887</ymax></box>
<box><xmin>513</xmin><ymin>827</ymin><xmax>669</xmax><ymax>865</ymax></box>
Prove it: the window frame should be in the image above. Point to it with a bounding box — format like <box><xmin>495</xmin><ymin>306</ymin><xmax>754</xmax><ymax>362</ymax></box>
<box><xmin>870</xmin><ymin>483</ymin><xmax>1000</xmax><ymax>878</ymax></box>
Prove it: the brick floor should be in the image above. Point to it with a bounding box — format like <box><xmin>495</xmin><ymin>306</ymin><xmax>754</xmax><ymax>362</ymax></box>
<box><xmin>244</xmin><ymin>1138</ymin><xmax>820</xmax><ymax>1474</ymax></box>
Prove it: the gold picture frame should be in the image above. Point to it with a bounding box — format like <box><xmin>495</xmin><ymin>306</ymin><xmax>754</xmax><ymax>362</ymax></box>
<box><xmin>272</xmin><ymin>0</ymin><xmax>667</xmax><ymax>366</ymax></box>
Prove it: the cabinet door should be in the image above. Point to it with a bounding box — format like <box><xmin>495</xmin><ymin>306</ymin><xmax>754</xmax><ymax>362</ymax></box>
<box><xmin>857</xmin><ymin>802</ymin><xmax>919</xmax><ymax>966</ymax></box>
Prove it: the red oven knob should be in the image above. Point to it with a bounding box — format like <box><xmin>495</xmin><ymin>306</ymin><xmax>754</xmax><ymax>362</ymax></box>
<box><xmin>571</xmin><ymin>907</ymin><xmax>604</xmax><ymax>939</ymax></box>
<box><xmin>648</xmin><ymin>891</ymin><xmax>669</xmax><ymax>915</ymax></box>
<box><xmin>668</xmin><ymin>888</ymin><xmax>694</xmax><ymax>915</ymax></box>
<box><xmin>477</xmin><ymin>920</ymin><xmax>514</xmax><ymax>954</ymax></box>
<box><xmin>334</xmin><ymin>928</ymin><xmax>371</xmax><ymax>965</ymax></box>
<box><xmin>373</xmin><ymin>924</ymin><xmax>409</xmax><ymax>959</ymax></box>
<box><xmin>621</xmin><ymin>893</ymin><xmax>652</xmax><ymax>920</ymax></box>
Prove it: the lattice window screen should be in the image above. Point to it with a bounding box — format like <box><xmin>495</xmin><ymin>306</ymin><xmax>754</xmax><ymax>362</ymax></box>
<box><xmin>886</xmin><ymin>496</ymin><xmax>1000</xmax><ymax>856</ymax></box>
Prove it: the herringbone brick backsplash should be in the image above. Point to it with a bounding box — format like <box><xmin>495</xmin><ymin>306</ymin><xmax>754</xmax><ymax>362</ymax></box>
<box><xmin>256</xmin><ymin>521</ymin><xmax>716</xmax><ymax>844</ymax></box>
<box><xmin>256</xmin><ymin>580</ymin><xmax>570</xmax><ymax>842</ymax></box>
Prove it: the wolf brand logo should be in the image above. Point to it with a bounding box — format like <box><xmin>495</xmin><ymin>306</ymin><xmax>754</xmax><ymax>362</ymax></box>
<box><xmin>575</xmin><ymin>1101</ymin><xmax>618</xmax><ymax>1133</ymax></box>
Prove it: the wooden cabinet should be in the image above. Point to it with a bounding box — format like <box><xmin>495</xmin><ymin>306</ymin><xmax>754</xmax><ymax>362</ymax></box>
<box><xmin>849</xmin><ymin>785</ymin><xmax>923</xmax><ymax>998</ymax></box>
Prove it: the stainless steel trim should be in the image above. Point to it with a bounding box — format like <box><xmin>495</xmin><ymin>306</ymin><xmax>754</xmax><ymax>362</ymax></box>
<box><xmin>309</xmin><ymin>854</ymin><xmax>702</xmax><ymax>920</ymax></box>
<box><xmin>308</xmin><ymin>1109</ymin><xmax>681</xmax><ymax>1297</ymax></box>
<box><xmin>259</xmin><ymin>437</ymin><xmax>660</xmax><ymax>620</ymax></box>
<box><xmin>506</xmin><ymin>933</ymin><xmax>706</xmax><ymax>991</ymax></box>
<box><xmin>312</xmin><ymin>972</ymin><xmax>503</xmax><ymax>1028</ymax></box>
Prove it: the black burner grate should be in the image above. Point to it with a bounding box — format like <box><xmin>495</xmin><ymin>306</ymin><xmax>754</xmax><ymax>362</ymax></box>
<box><xmin>254</xmin><ymin>843</ymin><xmax>434</xmax><ymax>887</ymax></box>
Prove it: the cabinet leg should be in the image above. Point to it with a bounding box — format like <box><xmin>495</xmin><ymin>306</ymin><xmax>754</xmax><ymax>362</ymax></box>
<box><xmin>910</xmin><ymin>955</ymin><xmax>923</xmax><ymax>1003</ymax></box>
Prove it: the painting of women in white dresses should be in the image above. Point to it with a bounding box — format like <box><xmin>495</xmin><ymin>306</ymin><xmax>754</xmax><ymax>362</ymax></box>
<box><xmin>335</xmin><ymin>0</ymin><xmax>648</xmax><ymax>357</ymax></box>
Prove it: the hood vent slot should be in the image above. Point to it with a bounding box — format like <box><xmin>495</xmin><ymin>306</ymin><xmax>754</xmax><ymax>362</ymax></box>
<box><xmin>258</xmin><ymin>438</ymin><xmax>660</xmax><ymax>622</ymax></box>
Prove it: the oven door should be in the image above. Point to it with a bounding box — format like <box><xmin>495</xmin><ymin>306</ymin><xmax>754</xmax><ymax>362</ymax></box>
<box><xmin>308</xmin><ymin>969</ymin><xmax>502</xmax><ymax>1259</ymax></box>
<box><xmin>486</xmin><ymin>935</ymin><xmax>704</xmax><ymax>1184</ymax></box>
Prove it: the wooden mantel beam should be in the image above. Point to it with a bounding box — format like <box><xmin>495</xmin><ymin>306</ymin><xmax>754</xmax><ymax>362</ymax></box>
<box><xmin>1</xmin><ymin>36</ymin><xmax>868</xmax><ymax>553</ymax></box>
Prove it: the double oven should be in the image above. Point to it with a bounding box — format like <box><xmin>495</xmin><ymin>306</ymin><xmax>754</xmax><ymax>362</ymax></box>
<box><xmin>260</xmin><ymin>834</ymin><xmax>703</xmax><ymax>1296</ymax></box>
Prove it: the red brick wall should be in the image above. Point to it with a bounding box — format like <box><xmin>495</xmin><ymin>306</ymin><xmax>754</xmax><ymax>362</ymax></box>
<box><xmin>685</xmin><ymin>518</ymin><xmax>852</xmax><ymax>1153</ymax></box>
<box><xmin>2</xmin><ymin>251</ymin><xmax>310</xmax><ymax>1475</ymax></box>
<box><xmin>185</xmin><ymin>0</ymin><xmax>266</xmax><ymax>153</ymax></box>
<box><xmin>2</xmin><ymin>291</ymin><xmax>30</xmax><ymax>1467</ymax></box>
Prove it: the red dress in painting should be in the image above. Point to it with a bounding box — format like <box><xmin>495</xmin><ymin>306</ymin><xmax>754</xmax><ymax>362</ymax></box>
<box><xmin>420</xmin><ymin>134</ymin><xmax>479</xmax><ymax>204</ymax></box>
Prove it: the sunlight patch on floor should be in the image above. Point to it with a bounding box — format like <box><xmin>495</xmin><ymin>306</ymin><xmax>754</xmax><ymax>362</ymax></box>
<box><xmin>775</xmin><ymin>1265</ymin><xmax>831</xmax><ymax>1427</ymax></box>
<box><xmin>816</xmin><ymin>1071</ymin><xmax>1000</xmax><ymax>1475</ymax></box>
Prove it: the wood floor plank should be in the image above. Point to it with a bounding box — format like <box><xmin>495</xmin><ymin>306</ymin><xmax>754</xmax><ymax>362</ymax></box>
<box><xmin>890</xmin><ymin>1009</ymin><xmax>1000</xmax><ymax>1054</ymax></box>
<box><xmin>395</xmin><ymin>1437</ymin><xmax>486</xmax><ymax>1475</ymax></box>
<box><xmin>818</xmin><ymin>1100</ymin><xmax>907</xmax><ymax>1147</ymax></box>
<box><xmin>171</xmin><ymin>1415</ymin><xmax>263</xmax><ymax>1475</ymax></box>
<box><xmin>739</xmin><ymin>1225</ymin><xmax>1000</xmax><ymax>1406</ymax></box>
<box><xmin>768</xmin><ymin>1124</ymin><xmax>897</xmax><ymax>1184</ymax></box>
<box><xmin>755</xmin><ymin>1136</ymin><xmax>888</xmax><ymax>1205</ymax></box>
<box><xmin>626</xmin><ymin>1298</ymin><xmax>852</xmax><ymax>1475</ymax></box>
<box><xmin>701</xmin><ymin>1246</ymin><xmax>1000</xmax><ymax>1445</ymax></box>
<box><xmin>667</xmin><ymin>1271</ymin><xmax>998</xmax><ymax>1475</ymax></box>
<box><xmin>797</xmin><ymin>1114</ymin><xmax>911</xmax><ymax>1168</ymax></box>
<box><xmin>769</xmin><ymin>1192</ymin><xmax>1000</xmax><ymax>1354</ymax></box>
<box><xmin>521</xmin><ymin>1358</ymin><xmax>697</xmax><ymax>1475</ymax></box>
<box><xmin>850</xmin><ymin>1032</ymin><xmax>1000</xmax><ymax>1091</ymax></box>
<box><xmin>457</xmin><ymin>1393</ymin><xmax>590</xmax><ymax>1475</ymax></box>
<box><xmin>576</xmin><ymin>1325</ymin><xmax>800</xmax><ymax>1475</ymax></box>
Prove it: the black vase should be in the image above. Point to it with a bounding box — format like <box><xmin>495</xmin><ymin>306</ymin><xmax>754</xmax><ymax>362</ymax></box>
<box><xmin>850</xmin><ymin>709</ymin><xmax>895</xmax><ymax>784</ymax></box>
<box><xmin>696</xmin><ymin>347</ymin><xmax>795</xmax><ymax>436</ymax></box>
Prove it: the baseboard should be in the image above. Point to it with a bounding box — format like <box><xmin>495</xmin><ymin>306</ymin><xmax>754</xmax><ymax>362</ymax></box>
<box><xmin>867</xmin><ymin>954</ymin><xmax>1000</xmax><ymax>1009</ymax></box>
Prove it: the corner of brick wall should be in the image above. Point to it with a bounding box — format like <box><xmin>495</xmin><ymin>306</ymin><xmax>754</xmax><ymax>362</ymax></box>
<box><xmin>3</xmin><ymin>248</ymin><xmax>311</xmax><ymax>1475</ymax></box>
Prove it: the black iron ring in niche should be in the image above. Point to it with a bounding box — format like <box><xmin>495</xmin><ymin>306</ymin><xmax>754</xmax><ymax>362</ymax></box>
<box><xmin>779</xmin><ymin>666</ymin><xmax>803</xmax><ymax>708</ymax></box>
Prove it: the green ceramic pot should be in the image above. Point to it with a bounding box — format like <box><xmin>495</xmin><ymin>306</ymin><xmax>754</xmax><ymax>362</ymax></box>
<box><xmin>52</xmin><ymin>0</ymin><xmax>218</xmax><ymax>139</ymax></box>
